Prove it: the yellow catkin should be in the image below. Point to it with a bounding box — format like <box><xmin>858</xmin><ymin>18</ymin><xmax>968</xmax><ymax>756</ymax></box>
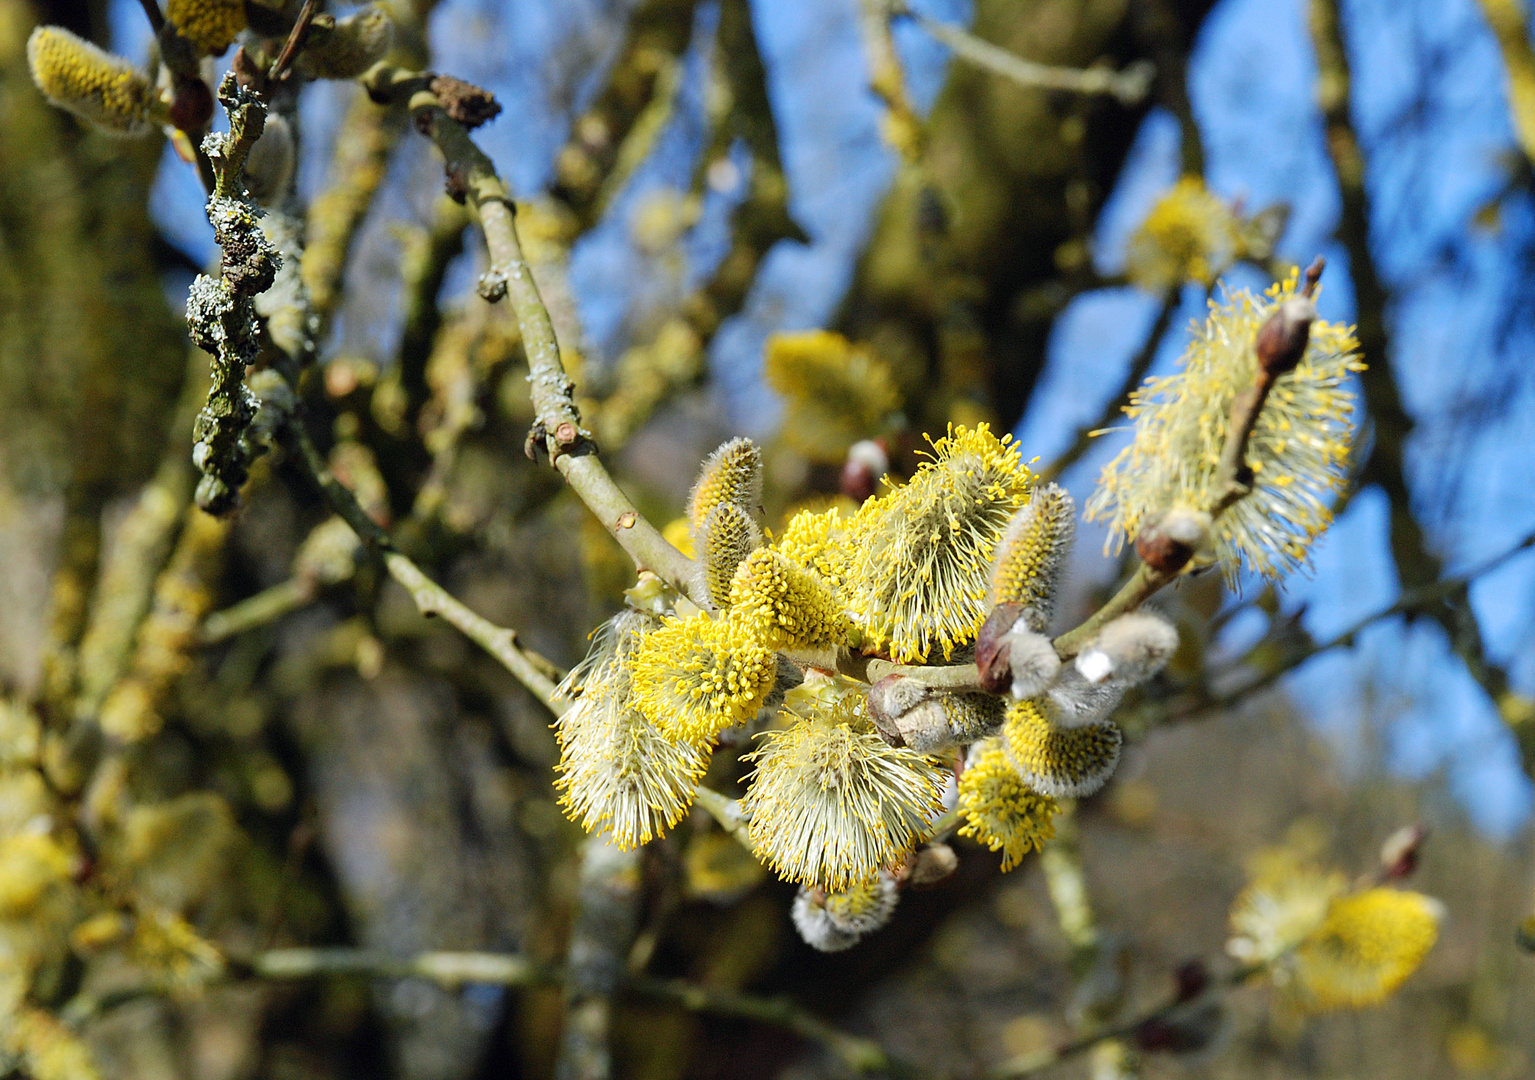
<box><xmin>629</xmin><ymin>613</ymin><xmax>778</xmax><ymax>744</ymax></box>
<box><xmin>25</xmin><ymin>26</ymin><xmax>161</xmax><ymax>136</ymax></box>
<box><xmin>846</xmin><ymin>424</ymin><xmax>1033</xmax><ymax>662</ymax></box>
<box><xmin>0</xmin><ymin>833</ymin><xmax>72</xmax><ymax>917</ymax></box>
<box><xmin>687</xmin><ymin>437</ymin><xmax>763</xmax><ymax>533</ymax></box>
<box><xmin>728</xmin><ymin>547</ymin><xmax>847</xmax><ymax>649</ymax></box>
<box><xmin>988</xmin><ymin>483</ymin><xmax>1075</xmax><ymax>627</ymax></box>
<box><xmin>5</xmin><ymin>1009</ymin><xmax>102</xmax><ymax>1080</ymax></box>
<box><xmin>1292</xmin><ymin>888</ymin><xmax>1441</xmax><ymax>1011</ymax></box>
<box><xmin>1002</xmin><ymin>699</ymin><xmax>1122</xmax><ymax>799</ymax></box>
<box><xmin>555</xmin><ymin>685</ymin><xmax>712</xmax><ymax>850</ymax></box>
<box><xmin>127</xmin><ymin>908</ymin><xmax>224</xmax><ymax>986</ymax></box>
<box><xmin>1226</xmin><ymin>863</ymin><xmax>1347</xmax><ymax>965</ymax></box>
<box><xmin>166</xmin><ymin>0</ymin><xmax>246</xmax><ymax>55</ymax></box>
<box><xmin>1125</xmin><ymin>176</ymin><xmax>1239</xmax><ymax>291</ymax></box>
<box><xmin>772</xmin><ymin>503</ymin><xmax>855</xmax><ymax>593</ymax></box>
<box><xmin>741</xmin><ymin>696</ymin><xmax>944</xmax><ymax>891</ymax></box>
<box><xmin>763</xmin><ymin>330</ymin><xmax>901</xmax><ymax>462</ymax></box>
<box><xmin>1086</xmin><ymin>272</ymin><xmax>1364</xmax><ymax>581</ymax></box>
<box><xmin>957</xmin><ymin>738</ymin><xmax>1059</xmax><ymax>871</ymax></box>
<box><xmin>554</xmin><ymin>612</ymin><xmax>711</xmax><ymax>847</ymax></box>
<box><xmin>698</xmin><ymin>500</ymin><xmax>762</xmax><ymax>609</ymax></box>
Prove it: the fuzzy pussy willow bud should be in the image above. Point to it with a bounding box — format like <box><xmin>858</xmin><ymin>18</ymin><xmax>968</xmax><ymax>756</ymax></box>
<box><xmin>988</xmin><ymin>483</ymin><xmax>1075</xmax><ymax>625</ymax></box>
<box><xmin>1003</xmin><ymin>700</ymin><xmax>1122</xmax><ymax>799</ymax></box>
<box><xmin>166</xmin><ymin>0</ymin><xmax>246</xmax><ymax>55</ymax></box>
<box><xmin>791</xmin><ymin>871</ymin><xmax>900</xmax><ymax>952</ymax></box>
<box><xmin>27</xmin><ymin>26</ymin><xmax>164</xmax><ymax>136</ymax></box>
<box><xmin>698</xmin><ymin>501</ymin><xmax>761</xmax><ymax>609</ymax></box>
<box><xmin>688</xmin><ymin>437</ymin><xmax>763</xmax><ymax>533</ymax></box>
<box><xmin>300</xmin><ymin>6</ymin><xmax>394</xmax><ymax>80</ymax></box>
<box><xmin>1134</xmin><ymin>504</ymin><xmax>1211</xmax><ymax>574</ymax></box>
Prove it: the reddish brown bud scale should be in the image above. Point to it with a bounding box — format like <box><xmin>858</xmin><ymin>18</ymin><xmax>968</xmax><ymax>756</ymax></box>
<box><xmin>1255</xmin><ymin>294</ymin><xmax>1316</xmax><ymax>377</ymax></box>
<box><xmin>975</xmin><ymin>602</ymin><xmax>1025</xmax><ymax>694</ymax></box>
<box><xmin>169</xmin><ymin>75</ymin><xmax>213</xmax><ymax>132</ymax></box>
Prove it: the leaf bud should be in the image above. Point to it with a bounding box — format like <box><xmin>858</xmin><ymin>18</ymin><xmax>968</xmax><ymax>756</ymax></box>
<box><xmin>1254</xmin><ymin>291</ymin><xmax>1316</xmax><ymax>377</ymax></box>
<box><xmin>1134</xmin><ymin>504</ymin><xmax>1212</xmax><ymax>574</ymax></box>
<box><xmin>1378</xmin><ymin>823</ymin><xmax>1427</xmax><ymax>880</ymax></box>
<box><xmin>840</xmin><ymin>439</ymin><xmax>888</xmax><ymax>503</ymax></box>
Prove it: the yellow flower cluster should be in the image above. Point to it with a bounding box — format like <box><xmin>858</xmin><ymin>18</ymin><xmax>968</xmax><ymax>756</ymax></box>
<box><xmin>564</xmin><ymin>429</ymin><xmax>1087</xmax><ymax>910</ymax></box>
<box><xmin>167</xmin><ymin>0</ymin><xmax>246</xmax><ymax>55</ymax></box>
<box><xmin>1292</xmin><ymin>888</ymin><xmax>1441</xmax><ymax>1011</ymax></box>
<box><xmin>956</xmin><ymin>738</ymin><xmax>1059</xmax><ymax>871</ymax></box>
<box><xmin>1086</xmin><ymin>273</ymin><xmax>1364</xmax><ymax>581</ymax></box>
<box><xmin>740</xmin><ymin>681</ymin><xmax>945</xmax><ymax>890</ymax></box>
<box><xmin>26</xmin><ymin>26</ymin><xmax>162</xmax><ymax>136</ymax></box>
<box><xmin>729</xmin><ymin>548</ymin><xmax>848</xmax><ymax>649</ymax></box>
<box><xmin>772</xmin><ymin>502</ymin><xmax>854</xmax><ymax>593</ymax></box>
<box><xmin>1002</xmin><ymin>698</ymin><xmax>1122</xmax><ymax>799</ymax></box>
<box><xmin>1227</xmin><ymin>845</ymin><xmax>1440</xmax><ymax>1015</ymax></box>
<box><xmin>1125</xmin><ymin>176</ymin><xmax>1239</xmax><ymax>291</ymax></box>
<box><xmin>764</xmin><ymin>330</ymin><xmax>901</xmax><ymax>462</ymax></box>
<box><xmin>629</xmin><ymin>613</ymin><xmax>778</xmax><ymax>744</ymax></box>
<box><xmin>848</xmin><ymin>424</ymin><xmax>1034</xmax><ymax>662</ymax></box>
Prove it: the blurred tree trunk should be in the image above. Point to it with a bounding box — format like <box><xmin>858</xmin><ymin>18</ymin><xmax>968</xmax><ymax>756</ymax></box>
<box><xmin>839</xmin><ymin>0</ymin><xmax>1216</xmax><ymax>435</ymax></box>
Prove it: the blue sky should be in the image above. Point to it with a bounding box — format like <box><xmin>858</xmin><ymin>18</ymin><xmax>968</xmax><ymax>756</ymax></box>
<box><xmin>120</xmin><ymin>0</ymin><xmax>1535</xmax><ymax>834</ymax></box>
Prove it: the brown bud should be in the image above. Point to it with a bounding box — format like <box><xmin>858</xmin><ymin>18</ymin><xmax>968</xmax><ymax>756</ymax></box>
<box><xmin>444</xmin><ymin>161</ymin><xmax>471</xmax><ymax>204</ymax></box>
<box><xmin>904</xmin><ymin>843</ymin><xmax>959</xmax><ymax>889</ymax></box>
<box><xmin>840</xmin><ymin>439</ymin><xmax>888</xmax><ymax>503</ymax></box>
<box><xmin>1379</xmin><ymin>823</ymin><xmax>1427</xmax><ymax>880</ymax></box>
<box><xmin>1135</xmin><ymin>506</ymin><xmax>1211</xmax><ymax>575</ymax></box>
<box><xmin>168</xmin><ymin>75</ymin><xmax>213</xmax><ymax>133</ymax></box>
<box><xmin>975</xmin><ymin>602</ymin><xmax>1025</xmax><ymax>695</ymax></box>
<box><xmin>429</xmin><ymin>74</ymin><xmax>502</xmax><ymax>129</ymax></box>
<box><xmin>229</xmin><ymin>45</ymin><xmax>266</xmax><ymax>95</ymax></box>
<box><xmin>1255</xmin><ymin>293</ymin><xmax>1316</xmax><ymax>377</ymax></box>
<box><xmin>867</xmin><ymin>674</ymin><xmax>925</xmax><ymax>747</ymax></box>
<box><xmin>1174</xmin><ymin>959</ymin><xmax>1210</xmax><ymax>1003</ymax></box>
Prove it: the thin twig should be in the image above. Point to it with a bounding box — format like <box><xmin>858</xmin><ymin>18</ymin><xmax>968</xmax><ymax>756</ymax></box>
<box><xmin>268</xmin><ymin>0</ymin><xmax>319</xmax><ymax>83</ymax></box>
<box><xmin>362</xmin><ymin>65</ymin><xmax>708</xmax><ymax>609</ymax></box>
<box><xmin>887</xmin><ymin>1</ymin><xmax>1154</xmax><ymax>104</ymax></box>
<box><xmin>1037</xmin><ymin>288</ymin><xmax>1181</xmax><ymax>484</ymax></box>
<box><xmin>199</xmin><ymin>577</ymin><xmax>317</xmax><ymax>645</ymax></box>
<box><xmin>282</xmin><ymin>415</ymin><xmax>565</xmax><ymax>711</ymax></box>
<box><xmin>692</xmin><ymin>785</ymin><xmax>752</xmax><ymax>848</ymax></box>
<box><xmin>987</xmin><ymin>962</ymin><xmax>1263</xmax><ymax>1078</ymax></box>
<box><xmin>135</xmin><ymin>0</ymin><xmax>164</xmax><ymax>34</ymax></box>
<box><xmin>1309</xmin><ymin>0</ymin><xmax>1527</xmax><ymax>763</ymax></box>
<box><xmin>64</xmin><ymin>946</ymin><xmax>914</xmax><ymax>1075</ymax></box>
<box><xmin>1151</xmin><ymin>530</ymin><xmax>1535</xmax><ymax>725</ymax></box>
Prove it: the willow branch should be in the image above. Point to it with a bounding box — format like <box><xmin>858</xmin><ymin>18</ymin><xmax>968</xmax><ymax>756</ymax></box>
<box><xmin>282</xmin><ymin>415</ymin><xmax>563</xmax><ymax>711</ymax></box>
<box><xmin>1037</xmin><ymin>288</ymin><xmax>1180</xmax><ymax>484</ymax></box>
<box><xmin>692</xmin><ymin>785</ymin><xmax>752</xmax><ymax>848</ymax></box>
<box><xmin>1477</xmin><ymin>0</ymin><xmax>1535</xmax><ymax>167</ymax></box>
<box><xmin>988</xmin><ymin>962</ymin><xmax>1262</xmax><ymax>1078</ymax></box>
<box><xmin>633</xmin><ymin>977</ymin><xmax>899</xmax><ymax>1075</ymax></box>
<box><xmin>1148</xmin><ymin>530</ymin><xmax>1535</xmax><ymax>726</ymax></box>
<box><xmin>886</xmin><ymin>2</ymin><xmax>1154</xmax><ymax>104</ymax></box>
<box><xmin>1309</xmin><ymin>0</ymin><xmax>1526</xmax><ymax>758</ymax></box>
<box><xmin>361</xmin><ymin>66</ymin><xmax>708</xmax><ymax>608</ymax></box>
<box><xmin>66</xmin><ymin>947</ymin><xmax>910</xmax><ymax>1076</ymax></box>
<box><xmin>558</xmin><ymin>838</ymin><xmax>643</xmax><ymax>1080</ymax></box>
